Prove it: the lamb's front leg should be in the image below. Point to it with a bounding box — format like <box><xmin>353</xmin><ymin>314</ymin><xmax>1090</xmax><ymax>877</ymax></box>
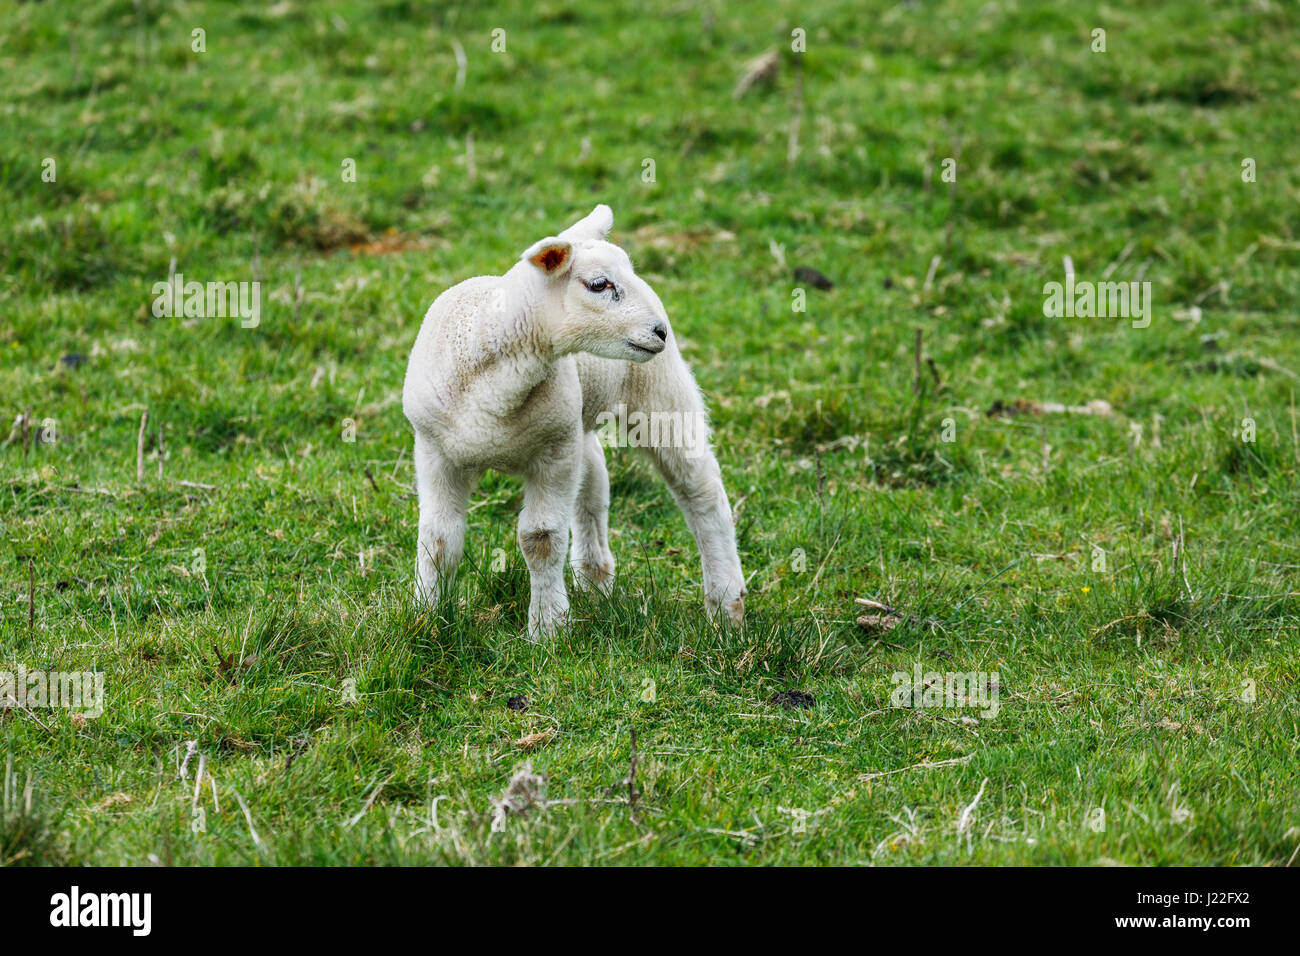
<box><xmin>413</xmin><ymin>432</ymin><xmax>473</xmax><ymax>610</ymax></box>
<box><xmin>519</xmin><ymin>441</ymin><xmax>581</xmax><ymax>639</ymax></box>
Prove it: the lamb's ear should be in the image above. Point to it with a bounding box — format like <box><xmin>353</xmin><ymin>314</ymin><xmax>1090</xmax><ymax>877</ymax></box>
<box><xmin>559</xmin><ymin>204</ymin><xmax>613</xmax><ymax>242</ymax></box>
<box><xmin>521</xmin><ymin>237</ymin><xmax>573</xmax><ymax>277</ymax></box>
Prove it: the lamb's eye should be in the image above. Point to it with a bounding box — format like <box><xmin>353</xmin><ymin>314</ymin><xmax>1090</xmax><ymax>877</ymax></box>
<box><xmin>586</xmin><ymin>278</ymin><xmax>609</xmax><ymax>293</ymax></box>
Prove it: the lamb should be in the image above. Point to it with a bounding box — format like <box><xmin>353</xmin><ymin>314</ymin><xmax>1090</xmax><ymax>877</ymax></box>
<box><xmin>402</xmin><ymin>204</ymin><xmax>746</xmax><ymax>638</ymax></box>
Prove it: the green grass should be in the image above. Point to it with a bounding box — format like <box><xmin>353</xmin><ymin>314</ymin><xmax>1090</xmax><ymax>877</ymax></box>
<box><xmin>2</xmin><ymin>0</ymin><xmax>1299</xmax><ymax>865</ymax></box>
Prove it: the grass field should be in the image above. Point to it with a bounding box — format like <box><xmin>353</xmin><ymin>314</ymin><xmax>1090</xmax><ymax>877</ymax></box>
<box><xmin>3</xmin><ymin>0</ymin><xmax>1300</xmax><ymax>866</ymax></box>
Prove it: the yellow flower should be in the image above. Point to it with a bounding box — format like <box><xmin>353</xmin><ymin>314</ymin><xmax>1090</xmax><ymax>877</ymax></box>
<box><xmin>1081</xmin><ymin>586</ymin><xmax>1091</xmax><ymax>594</ymax></box>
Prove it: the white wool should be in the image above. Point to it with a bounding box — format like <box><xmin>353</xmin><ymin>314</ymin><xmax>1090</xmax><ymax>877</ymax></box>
<box><xmin>402</xmin><ymin>205</ymin><xmax>746</xmax><ymax>638</ymax></box>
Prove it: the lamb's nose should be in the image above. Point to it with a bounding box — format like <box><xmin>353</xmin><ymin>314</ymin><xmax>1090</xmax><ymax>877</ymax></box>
<box><xmin>652</xmin><ymin>322</ymin><xmax>667</xmax><ymax>342</ymax></box>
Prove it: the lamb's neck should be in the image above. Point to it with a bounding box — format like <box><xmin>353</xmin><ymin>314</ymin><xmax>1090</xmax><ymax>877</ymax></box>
<box><xmin>471</xmin><ymin>281</ymin><xmax>569</xmax><ymax>416</ymax></box>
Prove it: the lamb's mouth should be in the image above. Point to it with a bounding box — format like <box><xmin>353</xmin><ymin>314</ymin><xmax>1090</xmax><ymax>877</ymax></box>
<box><xmin>627</xmin><ymin>341</ymin><xmax>663</xmax><ymax>356</ymax></box>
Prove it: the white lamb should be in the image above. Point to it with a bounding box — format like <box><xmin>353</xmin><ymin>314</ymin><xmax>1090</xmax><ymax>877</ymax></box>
<box><xmin>402</xmin><ymin>204</ymin><xmax>746</xmax><ymax>638</ymax></box>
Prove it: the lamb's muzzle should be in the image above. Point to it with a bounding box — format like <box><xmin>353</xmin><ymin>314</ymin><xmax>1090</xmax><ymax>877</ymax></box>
<box><xmin>402</xmin><ymin>204</ymin><xmax>746</xmax><ymax>638</ymax></box>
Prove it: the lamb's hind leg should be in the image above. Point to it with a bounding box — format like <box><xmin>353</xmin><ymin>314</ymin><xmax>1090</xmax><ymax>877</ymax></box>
<box><xmin>570</xmin><ymin>431</ymin><xmax>615</xmax><ymax>594</ymax></box>
<box><xmin>636</xmin><ymin>376</ymin><xmax>746</xmax><ymax>624</ymax></box>
<box><xmin>413</xmin><ymin>432</ymin><xmax>473</xmax><ymax>609</ymax></box>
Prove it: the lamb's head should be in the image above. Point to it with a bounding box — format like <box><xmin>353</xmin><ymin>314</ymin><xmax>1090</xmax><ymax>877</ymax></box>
<box><xmin>520</xmin><ymin>205</ymin><xmax>669</xmax><ymax>363</ymax></box>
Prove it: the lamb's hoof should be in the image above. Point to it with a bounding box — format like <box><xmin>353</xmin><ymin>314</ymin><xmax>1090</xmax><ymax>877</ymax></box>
<box><xmin>725</xmin><ymin>595</ymin><xmax>745</xmax><ymax>625</ymax></box>
<box><xmin>527</xmin><ymin>609</ymin><xmax>569</xmax><ymax>642</ymax></box>
<box><xmin>574</xmin><ymin>563</ymin><xmax>615</xmax><ymax>596</ymax></box>
<box><xmin>706</xmin><ymin>592</ymin><xmax>746</xmax><ymax>627</ymax></box>
<box><xmin>413</xmin><ymin>583</ymin><xmax>439</xmax><ymax>610</ymax></box>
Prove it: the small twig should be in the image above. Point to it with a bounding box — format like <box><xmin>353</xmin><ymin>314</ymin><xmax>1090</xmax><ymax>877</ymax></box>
<box><xmin>926</xmin><ymin>356</ymin><xmax>942</xmax><ymax>387</ymax></box>
<box><xmin>345</xmin><ymin>775</ymin><xmax>392</xmax><ymax>829</ymax></box>
<box><xmin>230</xmin><ymin>788</ymin><xmax>265</xmax><ymax>850</ymax></box>
<box><xmin>1101</xmin><ymin>241</ymin><xmax>1133</xmax><ymax>281</ymax></box>
<box><xmin>854</xmin><ymin>596</ymin><xmax>942</xmax><ymax>630</ymax></box>
<box><xmin>855</xmin><ymin>598</ymin><xmax>893</xmax><ymax>612</ymax></box>
<box><xmin>956</xmin><ymin>777</ymin><xmax>989</xmax><ymax>836</ymax></box>
<box><xmin>4</xmin><ymin>696</ymin><xmax>50</xmax><ymax>731</ymax></box>
<box><xmin>1259</xmin><ymin>357</ymin><xmax>1300</xmax><ymax>382</ymax></box>
<box><xmin>703</xmin><ymin>827</ymin><xmax>760</xmax><ymax>846</ymax></box>
<box><xmin>363</xmin><ymin>466</ymin><xmax>379</xmax><ymax>493</ymax></box>
<box><xmin>1094</xmin><ymin>612</ymin><xmax>1153</xmax><ymax>636</ymax></box>
<box><xmin>175</xmin><ymin>479</ymin><xmax>217</xmax><ymax>491</ymax></box>
<box><xmin>451</xmin><ymin>38</ymin><xmax>467</xmax><ymax>91</ymax></box>
<box><xmin>136</xmin><ymin>409</ymin><xmax>148</xmax><ymax>483</ymax></box>
<box><xmin>27</xmin><ymin>559</ymin><xmax>35</xmax><ymax>631</ymax></box>
<box><xmin>860</xmin><ymin>754</ymin><xmax>971</xmax><ymax>783</ymax></box>
<box><xmin>922</xmin><ymin>255</ymin><xmax>941</xmax><ymax>292</ymax></box>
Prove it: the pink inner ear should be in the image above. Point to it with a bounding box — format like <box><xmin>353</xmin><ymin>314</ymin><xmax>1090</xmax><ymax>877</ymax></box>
<box><xmin>532</xmin><ymin>246</ymin><xmax>568</xmax><ymax>272</ymax></box>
